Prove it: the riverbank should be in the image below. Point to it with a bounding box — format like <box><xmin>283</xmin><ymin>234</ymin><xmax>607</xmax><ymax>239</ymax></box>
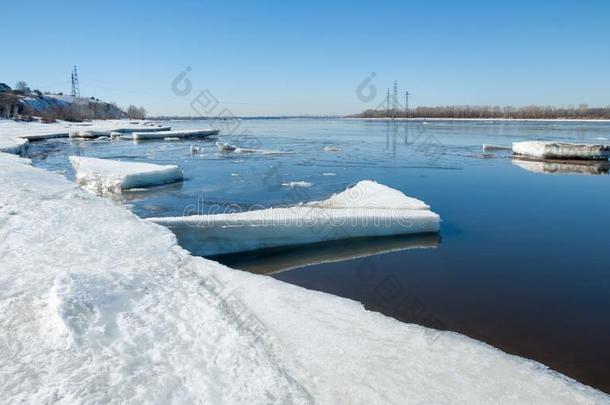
<box><xmin>1</xmin><ymin>119</ymin><xmax>608</xmax><ymax>404</ymax></box>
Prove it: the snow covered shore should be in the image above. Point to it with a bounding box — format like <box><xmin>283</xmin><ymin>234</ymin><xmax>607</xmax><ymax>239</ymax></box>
<box><xmin>1</xmin><ymin>120</ymin><xmax>609</xmax><ymax>404</ymax></box>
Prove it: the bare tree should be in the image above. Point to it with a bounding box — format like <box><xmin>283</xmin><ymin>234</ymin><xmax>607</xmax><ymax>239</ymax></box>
<box><xmin>14</xmin><ymin>81</ymin><xmax>30</xmax><ymax>92</ymax></box>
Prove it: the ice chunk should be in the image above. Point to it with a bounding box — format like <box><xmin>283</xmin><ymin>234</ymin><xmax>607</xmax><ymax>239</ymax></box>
<box><xmin>69</xmin><ymin>156</ymin><xmax>183</xmax><ymax>195</ymax></box>
<box><xmin>282</xmin><ymin>181</ymin><xmax>313</xmax><ymax>188</ymax></box>
<box><xmin>513</xmin><ymin>141</ymin><xmax>610</xmax><ymax>160</ymax></box>
<box><xmin>132</xmin><ymin>129</ymin><xmax>218</xmax><ymax>140</ymax></box>
<box><xmin>69</xmin><ymin>130</ymin><xmax>113</xmax><ymax>139</ymax></box>
<box><xmin>216</xmin><ymin>141</ymin><xmax>236</xmax><ymax>152</ymax></box>
<box><xmin>148</xmin><ymin>180</ymin><xmax>440</xmax><ymax>256</ymax></box>
<box><xmin>482</xmin><ymin>144</ymin><xmax>512</xmax><ymax>151</ymax></box>
<box><xmin>0</xmin><ymin>137</ymin><xmax>28</xmax><ymax>154</ymax></box>
<box><xmin>324</xmin><ymin>145</ymin><xmax>341</xmax><ymax>152</ymax></box>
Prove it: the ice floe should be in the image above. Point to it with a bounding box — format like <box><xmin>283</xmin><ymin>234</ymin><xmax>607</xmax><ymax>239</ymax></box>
<box><xmin>148</xmin><ymin>180</ymin><xmax>439</xmax><ymax>256</ymax></box>
<box><xmin>69</xmin><ymin>156</ymin><xmax>183</xmax><ymax>195</ymax></box>
<box><xmin>132</xmin><ymin>129</ymin><xmax>218</xmax><ymax>140</ymax></box>
<box><xmin>513</xmin><ymin>141</ymin><xmax>610</xmax><ymax>160</ymax></box>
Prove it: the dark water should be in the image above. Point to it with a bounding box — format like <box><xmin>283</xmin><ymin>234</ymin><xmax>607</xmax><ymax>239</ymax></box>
<box><xmin>27</xmin><ymin>118</ymin><xmax>610</xmax><ymax>392</ymax></box>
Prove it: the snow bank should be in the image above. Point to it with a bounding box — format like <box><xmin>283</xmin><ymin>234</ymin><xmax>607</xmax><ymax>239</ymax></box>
<box><xmin>132</xmin><ymin>129</ymin><xmax>218</xmax><ymax>140</ymax></box>
<box><xmin>0</xmin><ymin>137</ymin><xmax>28</xmax><ymax>154</ymax></box>
<box><xmin>148</xmin><ymin>181</ymin><xmax>440</xmax><ymax>256</ymax></box>
<box><xmin>513</xmin><ymin>141</ymin><xmax>610</xmax><ymax>160</ymax></box>
<box><xmin>1</xmin><ymin>151</ymin><xmax>608</xmax><ymax>404</ymax></box>
<box><xmin>69</xmin><ymin>156</ymin><xmax>183</xmax><ymax>195</ymax></box>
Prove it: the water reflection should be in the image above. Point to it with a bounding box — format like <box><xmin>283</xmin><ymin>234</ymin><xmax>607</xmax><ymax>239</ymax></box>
<box><xmin>212</xmin><ymin>233</ymin><xmax>440</xmax><ymax>275</ymax></box>
<box><xmin>512</xmin><ymin>157</ymin><xmax>610</xmax><ymax>175</ymax></box>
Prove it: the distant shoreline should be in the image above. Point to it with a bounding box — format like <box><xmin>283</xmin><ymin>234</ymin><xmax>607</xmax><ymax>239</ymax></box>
<box><xmin>342</xmin><ymin>117</ymin><xmax>610</xmax><ymax>123</ymax></box>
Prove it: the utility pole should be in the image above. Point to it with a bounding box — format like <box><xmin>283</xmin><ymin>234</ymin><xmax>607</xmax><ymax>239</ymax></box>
<box><xmin>405</xmin><ymin>91</ymin><xmax>410</xmax><ymax>117</ymax></box>
<box><xmin>71</xmin><ymin>65</ymin><xmax>80</xmax><ymax>98</ymax></box>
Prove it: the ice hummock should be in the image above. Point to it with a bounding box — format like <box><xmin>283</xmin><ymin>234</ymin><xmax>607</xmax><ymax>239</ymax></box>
<box><xmin>69</xmin><ymin>156</ymin><xmax>183</xmax><ymax>195</ymax></box>
<box><xmin>148</xmin><ymin>180</ymin><xmax>440</xmax><ymax>256</ymax></box>
<box><xmin>513</xmin><ymin>141</ymin><xmax>610</xmax><ymax>160</ymax></box>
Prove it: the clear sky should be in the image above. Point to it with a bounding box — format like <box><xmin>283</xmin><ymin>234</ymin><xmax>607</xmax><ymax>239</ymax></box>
<box><xmin>2</xmin><ymin>0</ymin><xmax>609</xmax><ymax>116</ymax></box>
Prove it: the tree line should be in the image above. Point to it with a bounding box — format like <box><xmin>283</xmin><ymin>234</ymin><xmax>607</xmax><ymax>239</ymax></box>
<box><xmin>351</xmin><ymin>105</ymin><xmax>610</xmax><ymax>119</ymax></box>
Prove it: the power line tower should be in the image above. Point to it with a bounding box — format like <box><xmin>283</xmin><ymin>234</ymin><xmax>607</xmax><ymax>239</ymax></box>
<box><xmin>404</xmin><ymin>91</ymin><xmax>410</xmax><ymax>117</ymax></box>
<box><xmin>71</xmin><ymin>65</ymin><xmax>80</xmax><ymax>98</ymax></box>
<box><xmin>392</xmin><ymin>80</ymin><xmax>398</xmax><ymax>113</ymax></box>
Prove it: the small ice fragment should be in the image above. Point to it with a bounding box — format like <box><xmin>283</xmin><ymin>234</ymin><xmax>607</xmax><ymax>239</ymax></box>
<box><xmin>189</xmin><ymin>144</ymin><xmax>202</xmax><ymax>154</ymax></box>
<box><xmin>322</xmin><ymin>172</ymin><xmax>336</xmax><ymax>176</ymax></box>
<box><xmin>165</xmin><ymin>137</ymin><xmax>181</xmax><ymax>141</ymax></box>
<box><xmin>324</xmin><ymin>146</ymin><xmax>341</xmax><ymax>152</ymax></box>
<box><xmin>282</xmin><ymin>181</ymin><xmax>313</xmax><ymax>188</ymax></box>
<box><xmin>216</xmin><ymin>142</ymin><xmax>236</xmax><ymax>152</ymax></box>
<box><xmin>482</xmin><ymin>144</ymin><xmax>512</xmax><ymax>151</ymax></box>
<box><xmin>597</xmin><ymin>137</ymin><xmax>608</xmax><ymax>141</ymax></box>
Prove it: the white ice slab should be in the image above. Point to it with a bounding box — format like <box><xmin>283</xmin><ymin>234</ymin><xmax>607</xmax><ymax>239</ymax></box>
<box><xmin>69</xmin><ymin>156</ymin><xmax>183</xmax><ymax>195</ymax></box>
<box><xmin>148</xmin><ymin>180</ymin><xmax>440</xmax><ymax>256</ymax></box>
<box><xmin>132</xmin><ymin>129</ymin><xmax>219</xmax><ymax>140</ymax></box>
<box><xmin>69</xmin><ymin>130</ymin><xmax>113</xmax><ymax>139</ymax></box>
<box><xmin>0</xmin><ymin>137</ymin><xmax>28</xmax><ymax>154</ymax></box>
<box><xmin>513</xmin><ymin>141</ymin><xmax>610</xmax><ymax>160</ymax></box>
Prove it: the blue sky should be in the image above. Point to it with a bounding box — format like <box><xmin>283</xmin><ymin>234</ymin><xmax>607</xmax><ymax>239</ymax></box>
<box><xmin>2</xmin><ymin>0</ymin><xmax>609</xmax><ymax>116</ymax></box>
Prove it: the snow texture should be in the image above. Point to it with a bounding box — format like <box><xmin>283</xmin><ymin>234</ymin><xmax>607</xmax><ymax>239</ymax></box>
<box><xmin>513</xmin><ymin>141</ymin><xmax>610</xmax><ymax>160</ymax></box>
<box><xmin>148</xmin><ymin>181</ymin><xmax>439</xmax><ymax>256</ymax></box>
<box><xmin>69</xmin><ymin>156</ymin><xmax>183</xmax><ymax>195</ymax></box>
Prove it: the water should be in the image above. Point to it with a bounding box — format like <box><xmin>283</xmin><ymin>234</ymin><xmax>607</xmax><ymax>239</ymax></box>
<box><xmin>27</xmin><ymin>118</ymin><xmax>610</xmax><ymax>392</ymax></box>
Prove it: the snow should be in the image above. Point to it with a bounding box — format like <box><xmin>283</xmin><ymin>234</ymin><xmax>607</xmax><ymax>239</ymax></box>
<box><xmin>1</xmin><ymin>119</ymin><xmax>609</xmax><ymax>404</ymax></box>
<box><xmin>0</xmin><ymin>137</ymin><xmax>28</xmax><ymax>154</ymax></box>
<box><xmin>148</xmin><ymin>181</ymin><xmax>439</xmax><ymax>256</ymax></box>
<box><xmin>69</xmin><ymin>156</ymin><xmax>183</xmax><ymax>195</ymax></box>
<box><xmin>131</xmin><ymin>129</ymin><xmax>218</xmax><ymax>140</ymax></box>
<box><xmin>513</xmin><ymin>141</ymin><xmax>610</xmax><ymax>160</ymax></box>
